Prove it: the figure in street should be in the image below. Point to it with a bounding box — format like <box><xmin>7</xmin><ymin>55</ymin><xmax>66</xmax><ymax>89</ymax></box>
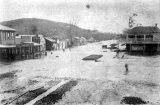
<box><xmin>125</xmin><ymin>63</ymin><xmax>129</xmax><ymax>75</ymax></box>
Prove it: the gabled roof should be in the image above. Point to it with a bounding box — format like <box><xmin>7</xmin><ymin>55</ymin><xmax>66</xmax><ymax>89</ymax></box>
<box><xmin>81</xmin><ymin>37</ymin><xmax>86</xmax><ymax>40</ymax></box>
<box><xmin>127</xmin><ymin>26</ymin><xmax>160</xmax><ymax>35</ymax></box>
<box><xmin>74</xmin><ymin>37</ymin><xmax>80</xmax><ymax>39</ymax></box>
<box><xmin>0</xmin><ymin>25</ymin><xmax>16</xmax><ymax>31</ymax></box>
<box><xmin>44</xmin><ymin>37</ymin><xmax>56</xmax><ymax>42</ymax></box>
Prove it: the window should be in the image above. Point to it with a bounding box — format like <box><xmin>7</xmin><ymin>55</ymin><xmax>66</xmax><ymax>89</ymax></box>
<box><xmin>3</xmin><ymin>32</ymin><xmax>5</xmax><ymax>40</ymax></box>
<box><xmin>11</xmin><ymin>33</ymin><xmax>14</xmax><ymax>39</ymax></box>
<box><xmin>3</xmin><ymin>32</ymin><xmax>6</xmax><ymax>40</ymax></box>
<box><xmin>5</xmin><ymin>32</ymin><xmax>7</xmax><ymax>40</ymax></box>
<box><xmin>8</xmin><ymin>33</ymin><xmax>10</xmax><ymax>39</ymax></box>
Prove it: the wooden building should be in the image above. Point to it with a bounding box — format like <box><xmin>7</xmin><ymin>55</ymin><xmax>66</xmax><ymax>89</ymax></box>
<box><xmin>87</xmin><ymin>37</ymin><xmax>95</xmax><ymax>43</ymax></box>
<box><xmin>124</xmin><ymin>24</ymin><xmax>160</xmax><ymax>53</ymax></box>
<box><xmin>0</xmin><ymin>25</ymin><xmax>42</xmax><ymax>60</ymax></box>
<box><xmin>73</xmin><ymin>37</ymin><xmax>80</xmax><ymax>46</ymax></box>
<box><xmin>0</xmin><ymin>25</ymin><xmax>16</xmax><ymax>60</ymax></box>
<box><xmin>80</xmin><ymin>37</ymin><xmax>87</xmax><ymax>45</ymax></box>
<box><xmin>44</xmin><ymin>37</ymin><xmax>56</xmax><ymax>50</ymax></box>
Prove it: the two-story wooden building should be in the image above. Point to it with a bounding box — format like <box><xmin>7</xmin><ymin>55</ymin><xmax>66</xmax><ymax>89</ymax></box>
<box><xmin>0</xmin><ymin>25</ymin><xmax>16</xmax><ymax>60</ymax></box>
<box><xmin>0</xmin><ymin>25</ymin><xmax>43</xmax><ymax>60</ymax></box>
<box><xmin>124</xmin><ymin>24</ymin><xmax>160</xmax><ymax>53</ymax></box>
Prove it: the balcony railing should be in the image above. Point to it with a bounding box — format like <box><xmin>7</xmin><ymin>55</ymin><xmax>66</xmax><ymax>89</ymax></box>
<box><xmin>127</xmin><ymin>38</ymin><xmax>153</xmax><ymax>42</ymax></box>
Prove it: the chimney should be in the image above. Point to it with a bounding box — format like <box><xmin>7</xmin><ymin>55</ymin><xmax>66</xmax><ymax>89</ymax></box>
<box><xmin>155</xmin><ymin>23</ymin><xmax>157</xmax><ymax>28</ymax></box>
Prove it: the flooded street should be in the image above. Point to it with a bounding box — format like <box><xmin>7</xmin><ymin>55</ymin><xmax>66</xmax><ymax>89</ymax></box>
<box><xmin>1</xmin><ymin>41</ymin><xmax>160</xmax><ymax>105</ymax></box>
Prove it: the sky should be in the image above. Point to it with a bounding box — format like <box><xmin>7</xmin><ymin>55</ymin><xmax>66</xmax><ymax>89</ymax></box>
<box><xmin>0</xmin><ymin>0</ymin><xmax>160</xmax><ymax>33</ymax></box>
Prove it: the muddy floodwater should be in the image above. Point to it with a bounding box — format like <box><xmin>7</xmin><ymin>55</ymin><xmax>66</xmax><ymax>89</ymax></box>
<box><xmin>1</xmin><ymin>41</ymin><xmax>160</xmax><ymax>105</ymax></box>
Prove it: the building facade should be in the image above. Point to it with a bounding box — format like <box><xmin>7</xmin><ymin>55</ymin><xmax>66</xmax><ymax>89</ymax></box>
<box><xmin>0</xmin><ymin>25</ymin><xmax>16</xmax><ymax>45</ymax></box>
<box><xmin>0</xmin><ymin>25</ymin><xmax>43</xmax><ymax>60</ymax></box>
<box><xmin>44</xmin><ymin>37</ymin><xmax>56</xmax><ymax>50</ymax></box>
<box><xmin>73</xmin><ymin>37</ymin><xmax>80</xmax><ymax>46</ymax></box>
<box><xmin>124</xmin><ymin>24</ymin><xmax>160</xmax><ymax>53</ymax></box>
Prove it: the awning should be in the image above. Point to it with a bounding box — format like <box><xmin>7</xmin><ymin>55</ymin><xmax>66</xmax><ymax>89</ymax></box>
<box><xmin>0</xmin><ymin>44</ymin><xmax>16</xmax><ymax>48</ymax></box>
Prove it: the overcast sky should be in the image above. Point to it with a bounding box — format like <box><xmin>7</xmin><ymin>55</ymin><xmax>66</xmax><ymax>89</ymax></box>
<box><xmin>0</xmin><ymin>0</ymin><xmax>160</xmax><ymax>33</ymax></box>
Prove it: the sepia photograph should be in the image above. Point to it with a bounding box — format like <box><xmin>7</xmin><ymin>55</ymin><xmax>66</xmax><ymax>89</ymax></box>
<box><xmin>0</xmin><ymin>0</ymin><xmax>160</xmax><ymax>105</ymax></box>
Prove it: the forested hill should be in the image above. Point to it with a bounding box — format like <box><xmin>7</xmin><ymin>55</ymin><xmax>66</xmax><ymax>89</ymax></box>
<box><xmin>0</xmin><ymin>18</ymin><xmax>118</xmax><ymax>40</ymax></box>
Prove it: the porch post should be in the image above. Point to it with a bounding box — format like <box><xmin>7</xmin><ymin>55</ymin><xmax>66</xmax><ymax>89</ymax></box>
<box><xmin>144</xmin><ymin>44</ymin><xmax>145</xmax><ymax>52</ymax></box>
<box><xmin>135</xmin><ymin>35</ymin><xmax>137</xmax><ymax>41</ymax></box>
<box><xmin>126</xmin><ymin>35</ymin><xmax>128</xmax><ymax>41</ymax></box>
<box><xmin>144</xmin><ymin>34</ymin><xmax>146</xmax><ymax>41</ymax></box>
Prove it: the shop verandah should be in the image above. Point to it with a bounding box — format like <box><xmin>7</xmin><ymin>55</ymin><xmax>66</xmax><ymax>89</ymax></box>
<box><xmin>126</xmin><ymin>43</ymin><xmax>160</xmax><ymax>54</ymax></box>
<box><xmin>0</xmin><ymin>43</ymin><xmax>43</xmax><ymax>60</ymax></box>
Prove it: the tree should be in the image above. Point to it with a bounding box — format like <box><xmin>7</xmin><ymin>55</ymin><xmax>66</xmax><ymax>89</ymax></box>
<box><xmin>67</xmin><ymin>18</ymin><xmax>78</xmax><ymax>47</ymax></box>
<box><xmin>31</xmin><ymin>25</ymin><xmax>37</xmax><ymax>34</ymax></box>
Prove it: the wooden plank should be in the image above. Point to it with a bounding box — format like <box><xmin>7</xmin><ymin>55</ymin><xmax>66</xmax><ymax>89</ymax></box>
<box><xmin>25</xmin><ymin>80</ymin><xmax>69</xmax><ymax>105</ymax></box>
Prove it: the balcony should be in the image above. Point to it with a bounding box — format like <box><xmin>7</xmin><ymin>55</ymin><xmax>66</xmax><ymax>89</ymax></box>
<box><xmin>125</xmin><ymin>38</ymin><xmax>158</xmax><ymax>44</ymax></box>
<box><xmin>127</xmin><ymin>38</ymin><xmax>153</xmax><ymax>42</ymax></box>
<box><xmin>124</xmin><ymin>34</ymin><xmax>157</xmax><ymax>43</ymax></box>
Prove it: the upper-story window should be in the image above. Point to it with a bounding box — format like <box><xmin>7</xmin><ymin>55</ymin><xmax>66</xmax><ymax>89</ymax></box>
<box><xmin>8</xmin><ymin>32</ymin><xmax>10</xmax><ymax>39</ymax></box>
<box><xmin>128</xmin><ymin>35</ymin><xmax>135</xmax><ymax>38</ymax></box>
<box><xmin>146</xmin><ymin>35</ymin><xmax>153</xmax><ymax>41</ymax></box>
<box><xmin>146</xmin><ymin>35</ymin><xmax>153</xmax><ymax>38</ymax></box>
<box><xmin>3</xmin><ymin>32</ymin><xmax>7</xmax><ymax>40</ymax></box>
<box><xmin>11</xmin><ymin>33</ymin><xmax>14</xmax><ymax>39</ymax></box>
<box><xmin>3</xmin><ymin>32</ymin><xmax>5</xmax><ymax>40</ymax></box>
<box><xmin>5</xmin><ymin>32</ymin><xmax>8</xmax><ymax>40</ymax></box>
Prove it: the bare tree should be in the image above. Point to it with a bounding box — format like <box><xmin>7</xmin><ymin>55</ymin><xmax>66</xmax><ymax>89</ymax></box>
<box><xmin>67</xmin><ymin>18</ymin><xmax>78</xmax><ymax>47</ymax></box>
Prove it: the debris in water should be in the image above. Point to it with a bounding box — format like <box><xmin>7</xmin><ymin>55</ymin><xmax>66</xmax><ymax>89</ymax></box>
<box><xmin>82</xmin><ymin>54</ymin><xmax>103</xmax><ymax>61</ymax></box>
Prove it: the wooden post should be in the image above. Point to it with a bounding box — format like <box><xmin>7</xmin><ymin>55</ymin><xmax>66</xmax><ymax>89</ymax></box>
<box><xmin>135</xmin><ymin>35</ymin><xmax>137</xmax><ymax>41</ymax></box>
<box><xmin>126</xmin><ymin>35</ymin><xmax>128</xmax><ymax>41</ymax></box>
<box><xmin>20</xmin><ymin>47</ymin><xmax>21</xmax><ymax>59</ymax></box>
<box><xmin>144</xmin><ymin>34</ymin><xmax>146</xmax><ymax>41</ymax></box>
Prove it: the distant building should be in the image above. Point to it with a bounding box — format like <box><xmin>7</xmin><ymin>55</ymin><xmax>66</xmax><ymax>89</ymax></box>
<box><xmin>73</xmin><ymin>37</ymin><xmax>80</xmax><ymax>46</ymax></box>
<box><xmin>87</xmin><ymin>37</ymin><xmax>95</xmax><ymax>43</ymax></box>
<box><xmin>124</xmin><ymin>24</ymin><xmax>160</xmax><ymax>53</ymax></box>
<box><xmin>65</xmin><ymin>39</ymin><xmax>72</xmax><ymax>48</ymax></box>
<box><xmin>44</xmin><ymin>37</ymin><xmax>56</xmax><ymax>50</ymax></box>
<box><xmin>59</xmin><ymin>39</ymin><xmax>66</xmax><ymax>50</ymax></box>
<box><xmin>17</xmin><ymin>34</ymin><xmax>46</xmax><ymax>52</ymax></box>
<box><xmin>80</xmin><ymin>37</ymin><xmax>87</xmax><ymax>45</ymax></box>
<box><xmin>32</xmin><ymin>34</ymin><xmax>46</xmax><ymax>51</ymax></box>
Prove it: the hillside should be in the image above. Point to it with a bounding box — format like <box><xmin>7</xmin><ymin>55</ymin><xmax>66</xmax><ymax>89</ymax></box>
<box><xmin>0</xmin><ymin>18</ymin><xmax>117</xmax><ymax>40</ymax></box>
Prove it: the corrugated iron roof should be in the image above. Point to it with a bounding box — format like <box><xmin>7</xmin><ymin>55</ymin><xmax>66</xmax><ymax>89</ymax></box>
<box><xmin>44</xmin><ymin>37</ymin><xmax>56</xmax><ymax>42</ymax></box>
<box><xmin>23</xmin><ymin>42</ymin><xmax>41</xmax><ymax>46</ymax></box>
<box><xmin>127</xmin><ymin>26</ymin><xmax>160</xmax><ymax>35</ymax></box>
<box><xmin>74</xmin><ymin>37</ymin><xmax>80</xmax><ymax>39</ymax></box>
<box><xmin>0</xmin><ymin>25</ymin><xmax>16</xmax><ymax>31</ymax></box>
<box><xmin>0</xmin><ymin>44</ymin><xmax>16</xmax><ymax>48</ymax></box>
<box><xmin>19</xmin><ymin>35</ymin><xmax>36</xmax><ymax>37</ymax></box>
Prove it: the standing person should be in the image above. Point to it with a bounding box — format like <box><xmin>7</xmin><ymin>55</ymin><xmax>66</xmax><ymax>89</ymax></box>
<box><xmin>116</xmin><ymin>49</ymin><xmax>119</xmax><ymax>58</ymax></box>
<box><xmin>125</xmin><ymin>63</ymin><xmax>129</xmax><ymax>75</ymax></box>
